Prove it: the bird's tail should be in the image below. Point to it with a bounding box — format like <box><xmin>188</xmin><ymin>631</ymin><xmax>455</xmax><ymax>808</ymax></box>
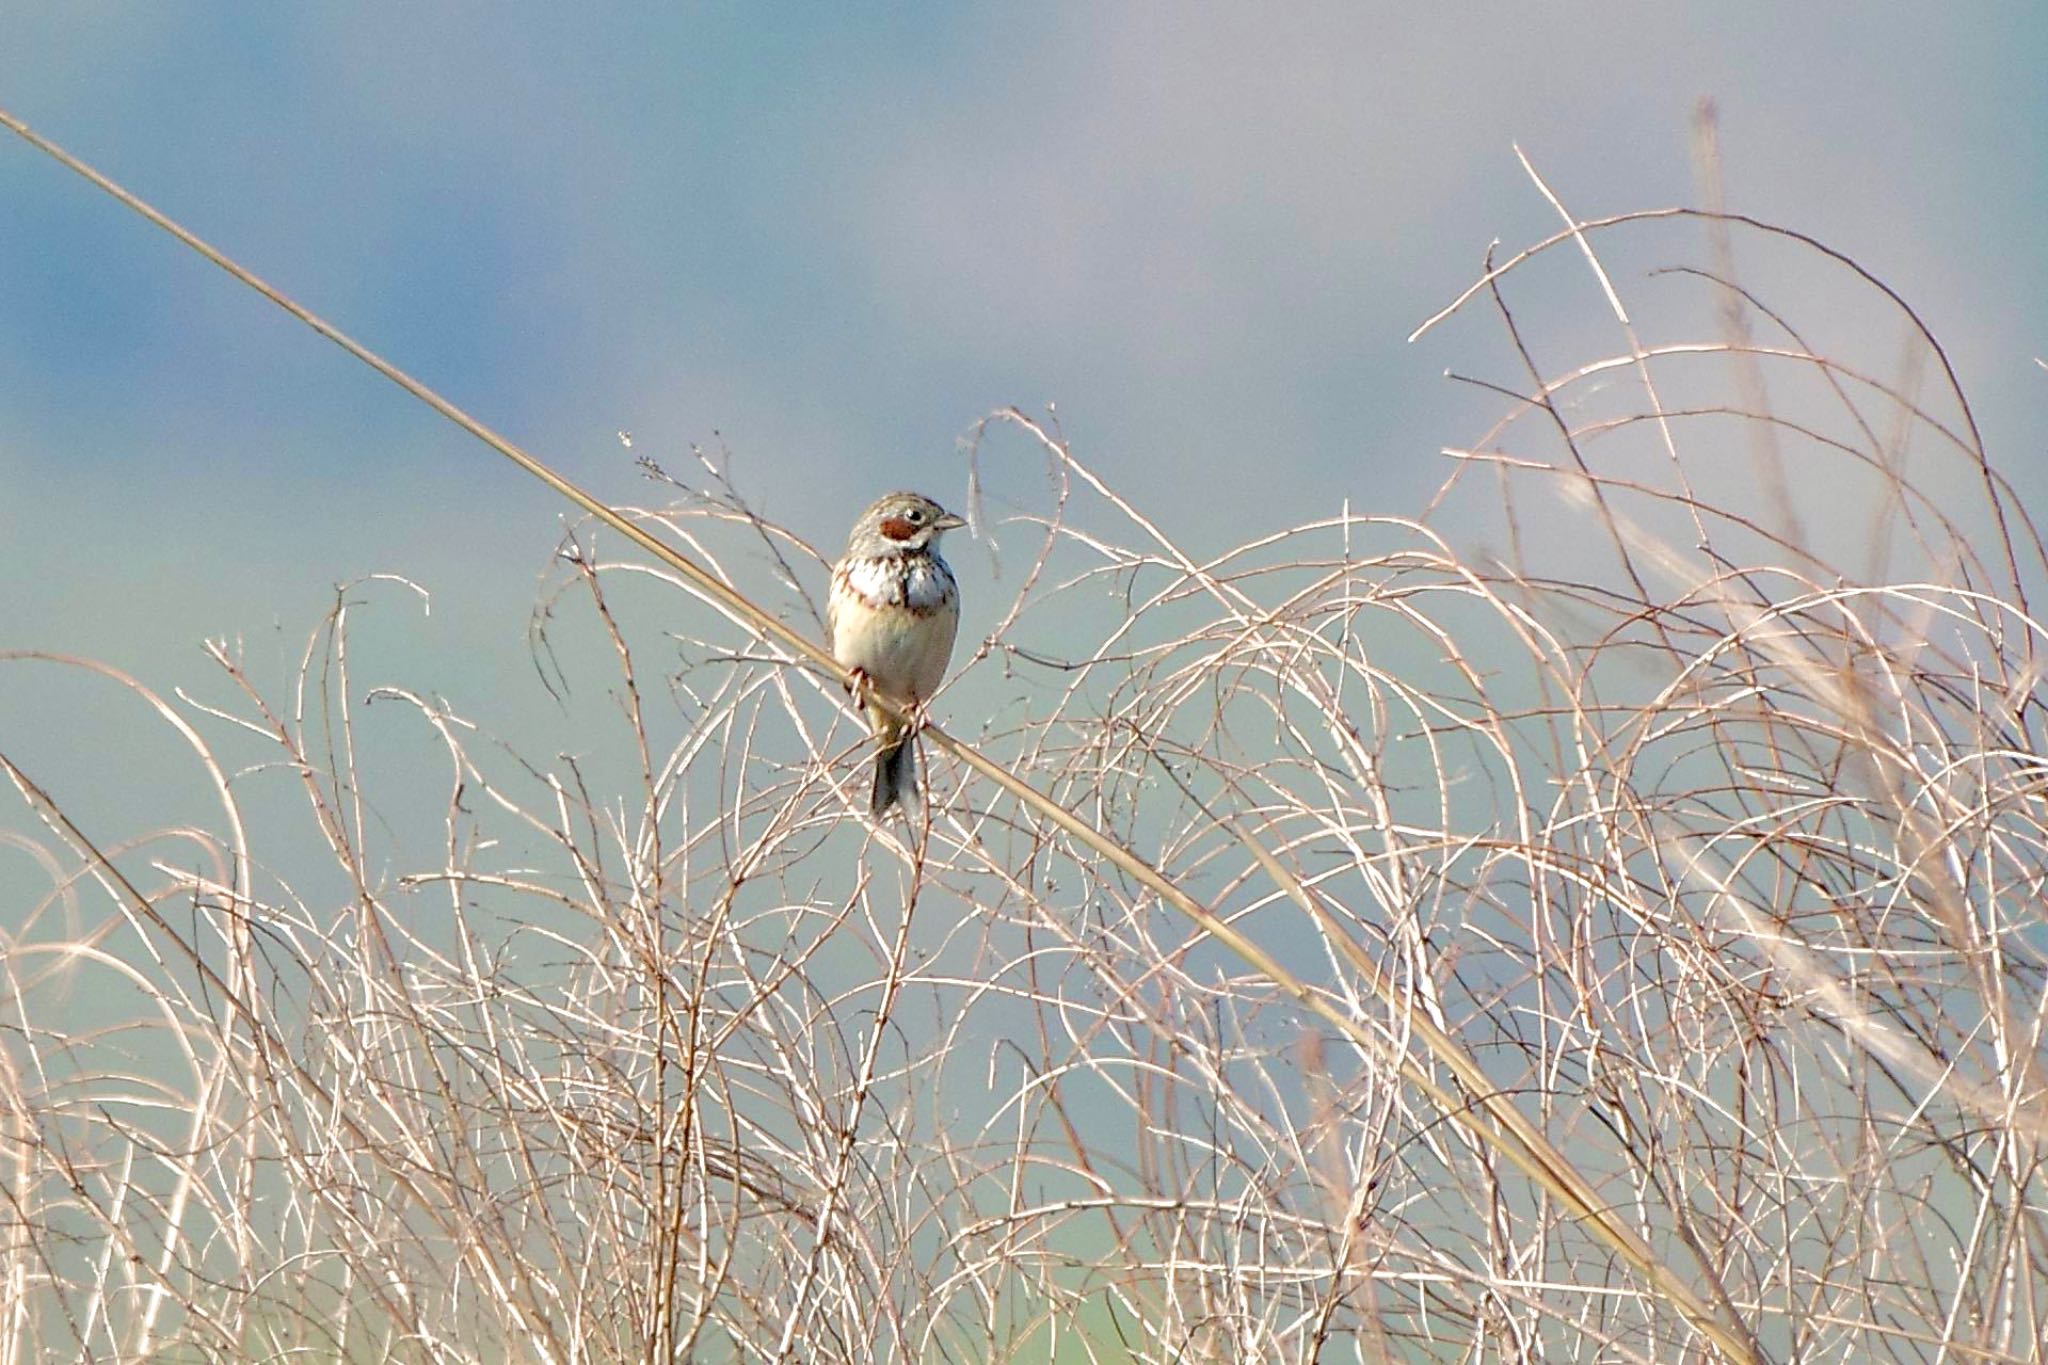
<box><xmin>869</xmin><ymin>712</ymin><xmax>916</xmax><ymax>816</ymax></box>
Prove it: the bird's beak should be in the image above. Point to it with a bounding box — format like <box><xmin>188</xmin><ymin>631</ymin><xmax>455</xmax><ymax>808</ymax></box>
<box><xmin>935</xmin><ymin>509</ymin><xmax>968</xmax><ymax>532</ymax></box>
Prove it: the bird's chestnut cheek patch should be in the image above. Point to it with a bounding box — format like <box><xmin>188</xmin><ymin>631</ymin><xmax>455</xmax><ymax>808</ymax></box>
<box><xmin>879</xmin><ymin>517</ymin><xmax>917</xmax><ymax>541</ymax></box>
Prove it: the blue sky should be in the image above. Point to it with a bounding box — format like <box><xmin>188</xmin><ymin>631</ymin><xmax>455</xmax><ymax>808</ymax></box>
<box><xmin>2</xmin><ymin>3</ymin><xmax>2044</xmax><ymax>836</ymax></box>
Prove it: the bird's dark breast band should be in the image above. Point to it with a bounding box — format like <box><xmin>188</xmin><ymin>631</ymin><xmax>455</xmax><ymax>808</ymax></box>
<box><xmin>838</xmin><ymin>556</ymin><xmax>957</xmax><ymax>615</ymax></box>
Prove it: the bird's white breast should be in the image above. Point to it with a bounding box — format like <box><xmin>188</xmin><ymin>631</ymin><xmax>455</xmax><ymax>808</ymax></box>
<box><xmin>832</xmin><ymin>551</ymin><xmax>960</xmax><ymax>703</ymax></box>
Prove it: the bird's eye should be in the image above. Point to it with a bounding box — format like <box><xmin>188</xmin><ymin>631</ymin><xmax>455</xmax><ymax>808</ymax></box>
<box><xmin>906</xmin><ymin>507</ymin><xmax>925</xmax><ymax>522</ymax></box>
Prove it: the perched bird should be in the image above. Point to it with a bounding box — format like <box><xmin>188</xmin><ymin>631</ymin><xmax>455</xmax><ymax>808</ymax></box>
<box><xmin>826</xmin><ymin>491</ymin><xmax>967</xmax><ymax>814</ymax></box>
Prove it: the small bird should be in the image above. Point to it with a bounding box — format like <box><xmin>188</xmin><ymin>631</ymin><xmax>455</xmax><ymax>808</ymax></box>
<box><xmin>826</xmin><ymin>491</ymin><xmax>967</xmax><ymax>814</ymax></box>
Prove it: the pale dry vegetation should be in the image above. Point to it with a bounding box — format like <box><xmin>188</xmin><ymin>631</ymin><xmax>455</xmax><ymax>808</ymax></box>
<box><xmin>4</xmin><ymin>152</ymin><xmax>2047</xmax><ymax>1362</ymax></box>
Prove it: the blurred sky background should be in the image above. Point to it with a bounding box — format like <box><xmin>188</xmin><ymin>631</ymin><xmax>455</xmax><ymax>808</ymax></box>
<box><xmin>2</xmin><ymin>4</ymin><xmax>2046</xmax><ymax>864</ymax></box>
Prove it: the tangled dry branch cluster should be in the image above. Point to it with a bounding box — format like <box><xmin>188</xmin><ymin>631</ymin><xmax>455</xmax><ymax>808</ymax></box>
<box><xmin>4</xmin><ymin>202</ymin><xmax>2047</xmax><ymax>1363</ymax></box>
